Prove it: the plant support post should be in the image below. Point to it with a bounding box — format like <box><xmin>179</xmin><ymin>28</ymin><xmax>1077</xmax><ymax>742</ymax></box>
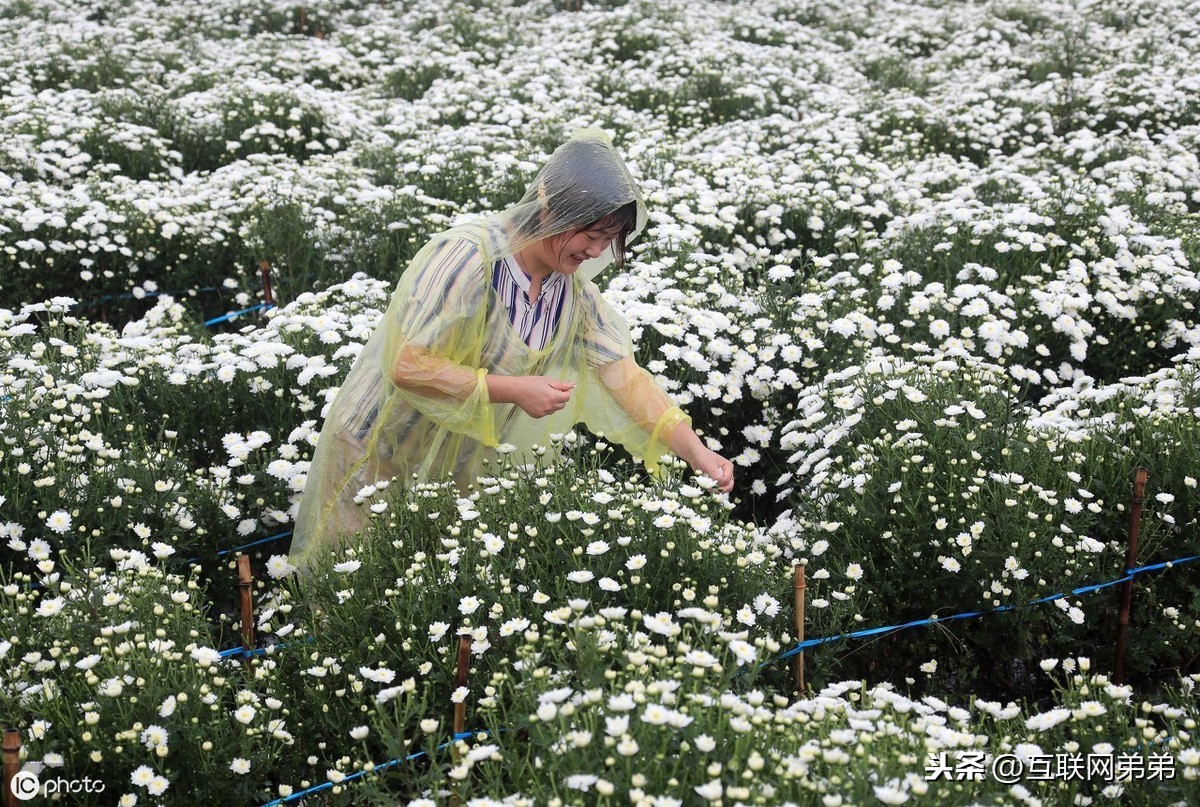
<box><xmin>1114</xmin><ymin>467</ymin><xmax>1148</xmax><ymax>685</ymax></box>
<box><xmin>453</xmin><ymin>636</ymin><xmax>471</xmax><ymax>743</ymax></box>
<box><xmin>238</xmin><ymin>555</ymin><xmax>254</xmax><ymax>674</ymax></box>
<box><xmin>793</xmin><ymin>562</ymin><xmax>806</xmax><ymax>698</ymax></box>
<box><xmin>4</xmin><ymin>729</ymin><xmax>20</xmax><ymax>807</ymax></box>
<box><xmin>449</xmin><ymin>636</ymin><xmax>472</xmax><ymax>807</ymax></box>
<box><xmin>259</xmin><ymin>260</ymin><xmax>274</xmax><ymax>308</ymax></box>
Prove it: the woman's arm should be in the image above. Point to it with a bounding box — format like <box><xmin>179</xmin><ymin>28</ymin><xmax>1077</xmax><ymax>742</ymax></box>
<box><xmin>382</xmin><ymin>236</ymin><xmax>501</xmax><ymax>444</ymax></box>
<box><xmin>486</xmin><ymin>374</ymin><xmax>576</xmax><ymax>419</ymax></box>
<box><xmin>390</xmin><ymin>236</ymin><xmax>582</xmax><ymax>421</ymax></box>
<box><xmin>391</xmin><ymin>342</ymin><xmax>481</xmax><ymax>400</ymax></box>
<box><xmin>666</xmin><ymin>419</ymin><xmax>734</xmax><ymax>493</ymax></box>
<box><xmin>598</xmin><ymin>356</ymin><xmax>735</xmax><ymax>492</ymax></box>
<box><xmin>393</xmin><ymin>343</ymin><xmax>581</xmax><ymax>427</ymax></box>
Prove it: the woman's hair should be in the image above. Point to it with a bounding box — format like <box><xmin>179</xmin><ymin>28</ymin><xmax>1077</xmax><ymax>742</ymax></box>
<box><xmin>511</xmin><ymin>134</ymin><xmax>642</xmax><ymax>271</ymax></box>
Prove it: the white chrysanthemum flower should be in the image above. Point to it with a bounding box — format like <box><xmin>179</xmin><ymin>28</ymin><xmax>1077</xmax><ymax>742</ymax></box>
<box><xmin>266</xmin><ymin>460</ymin><xmax>294</xmax><ymax>479</ymax></box>
<box><xmin>1074</xmin><ymin>701</ymin><xmax>1107</xmax><ymax>718</ymax></box>
<box><xmin>873</xmin><ymin>782</ymin><xmax>910</xmax><ymax>805</ymax></box>
<box><xmin>360</xmin><ymin>666</ymin><xmax>396</xmax><ymax>684</ymax></box>
<box><xmin>36</xmin><ymin>597</ymin><xmax>65</xmax><ymax>618</ymax></box>
<box><xmin>45</xmin><ymin>510</ymin><xmax>72</xmax><ymax>534</ymax></box>
<box><xmin>1025</xmin><ymin>708</ymin><xmax>1071</xmax><ymax>731</ymax></box>
<box><xmin>753</xmin><ymin>594</ymin><xmax>781</xmax><ymax>616</ymax></box>
<box><xmin>140</xmin><ymin>725</ymin><xmax>168</xmax><ymax>749</ymax></box>
<box><xmin>159</xmin><ymin>695</ymin><xmax>177</xmax><ymax>718</ymax></box>
<box><xmin>75</xmin><ymin>654</ymin><xmax>101</xmax><ymax>671</ymax></box>
<box><xmin>266</xmin><ymin>555</ymin><xmax>297</xmax><ymax>578</ymax></box>
<box><xmin>736</xmin><ymin>606</ymin><xmax>756</xmax><ymax>626</ymax></box>
<box><xmin>728</xmin><ymin>639</ymin><xmax>757</xmax><ymax>666</ymax></box>
<box><xmin>767</xmin><ymin>264</ymin><xmax>794</xmax><ymax>281</ymax></box>
<box><xmin>498</xmin><ymin>617</ymin><xmax>529</xmax><ymax>637</ymax></box>
<box><xmin>642</xmin><ymin>612</ymin><xmax>678</xmax><ymax>636</ymax></box>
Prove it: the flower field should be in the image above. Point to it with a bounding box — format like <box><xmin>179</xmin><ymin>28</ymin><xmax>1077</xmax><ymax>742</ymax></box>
<box><xmin>2</xmin><ymin>0</ymin><xmax>1200</xmax><ymax>803</ymax></box>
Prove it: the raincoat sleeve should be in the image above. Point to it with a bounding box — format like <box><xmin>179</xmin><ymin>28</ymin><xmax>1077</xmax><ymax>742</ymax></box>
<box><xmin>383</xmin><ymin>236</ymin><xmax>498</xmax><ymax>447</ymax></box>
<box><xmin>576</xmin><ymin>282</ymin><xmax>688</xmax><ymax>475</ymax></box>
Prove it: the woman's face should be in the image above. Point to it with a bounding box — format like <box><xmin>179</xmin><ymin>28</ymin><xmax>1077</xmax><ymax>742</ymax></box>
<box><xmin>545</xmin><ymin>223</ymin><xmax>622</xmax><ymax>274</ymax></box>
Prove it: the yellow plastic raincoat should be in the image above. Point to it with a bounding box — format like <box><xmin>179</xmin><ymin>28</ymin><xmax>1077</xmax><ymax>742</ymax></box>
<box><xmin>289</xmin><ymin>130</ymin><xmax>690</xmax><ymax>568</ymax></box>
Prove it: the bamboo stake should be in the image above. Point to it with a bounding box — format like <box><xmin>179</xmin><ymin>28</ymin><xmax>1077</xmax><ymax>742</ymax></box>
<box><xmin>259</xmin><ymin>260</ymin><xmax>274</xmax><ymax>308</ymax></box>
<box><xmin>449</xmin><ymin>636</ymin><xmax>472</xmax><ymax>807</ymax></box>
<box><xmin>1114</xmin><ymin>467</ymin><xmax>1148</xmax><ymax>685</ymax></box>
<box><xmin>238</xmin><ymin>555</ymin><xmax>254</xmax><ymax>675</ymax></box>
<box><xmin>792</xmin><ymin>563</ymin><xmax>806</xmax><ymax>698</ymax></box>
<box><xmin>4</xmin><ymin>729</ymin><xmax>21</xmax><ymax>807</ymax></box>
<box><xmin>453</xmin><ymin>635</ymin><xmax>471</xmax><ymax>742</ymax></box>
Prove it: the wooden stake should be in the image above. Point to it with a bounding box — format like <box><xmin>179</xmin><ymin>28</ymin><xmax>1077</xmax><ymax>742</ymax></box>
<box><xmin>453</xmin><ymin>636</ymin><xmax>471</xmax><ymax>742</ymax></box>
<box><xmin>1114</xmin><ymin>467</ymin><xmax>1148</xmax><ymax>685</ymax></box>
<box><xmin>449</xmin><ymin>636</ymin><xmax>472</xmax><ymax>807</ymax></box>
<box><xmin>238</xmin><ymin>555</ymin><xmax>254</xmax><ymax>674</ymax></box>
<box><xmin>792</xmin><ymin>562</ymin><xmax>806</xmax><ymax>698</ymax></box>
<box><xmin>4</xmin><ymin>729</ymin><xmax>21</xmax><ymax>807</ymax></box>
<box><xmin>259</xmin><ymin>260</ymin><xmax>274</xmax><ymax>308</ymax></box>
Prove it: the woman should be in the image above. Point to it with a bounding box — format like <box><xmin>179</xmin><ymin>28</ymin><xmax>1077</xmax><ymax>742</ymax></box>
<box><xmin>289</xmin><ymin>129</ymin><xmax>734</xmax><ymax>569</ymax></box>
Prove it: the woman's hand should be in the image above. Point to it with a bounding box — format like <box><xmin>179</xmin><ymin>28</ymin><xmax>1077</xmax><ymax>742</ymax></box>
<box><xmin>665</xmin><ymin>420</ymin><xmax>735</xmax><ymax>493</ymax></box>
<box><xmin>518</xmin><ymin>377</ymin><xmax>575</xmax><ymax>418</ymax></box>
<box><xmin>689</xmin><ymin>447</ymin><xmax>735</xmax><ymax>493</ymax></box>
<box><xmin>489</xmin><ymin>374</ymin><xmax>575</xmax><ymax>419</ymax></box>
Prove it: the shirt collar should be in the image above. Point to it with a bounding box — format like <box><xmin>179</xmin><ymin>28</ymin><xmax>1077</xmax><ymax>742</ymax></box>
<box><xmin>504</xmin><ymin>257</ymin><xmax>564</xmax><ymax>295</ymax></box>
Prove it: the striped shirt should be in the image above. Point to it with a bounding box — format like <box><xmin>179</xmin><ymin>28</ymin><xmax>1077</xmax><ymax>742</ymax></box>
<box><xmin>491</xmin><ymin>257</ymin><xmax>567</xmax><ymax>351</ymax></box>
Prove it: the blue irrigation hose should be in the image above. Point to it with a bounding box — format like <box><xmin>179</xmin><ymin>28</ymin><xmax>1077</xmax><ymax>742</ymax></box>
<box><xmin>204</xmin><ymin>303</ymin><xmax>274</xmax><ymax>326</ymax></box>
<box><xmin>770</xmin><ymin>554</ymin><xmax>1200</xmax><ymax>664</ymax></box>
<box><xmin>259</xmin><ymin>730</ymin><xmax>489</xmax><ymax>806</ymax></box>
